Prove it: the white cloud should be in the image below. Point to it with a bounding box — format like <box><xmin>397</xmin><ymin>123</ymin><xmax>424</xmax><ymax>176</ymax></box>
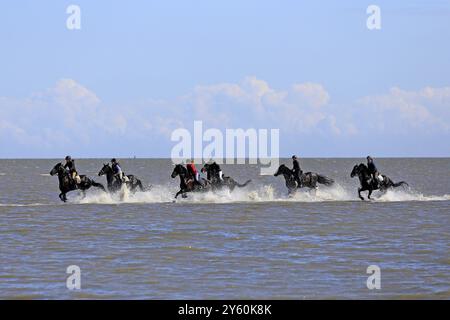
<box><xmin>358</xmin><ymin>86</ymin><xmax>450</xmax><ymax>133</ymax></box>
<box><xmin>290</xmin><ymin>82</ymin><xmax>330</xmax><ymax>108</ymax></box>
<box><xmin>0</xmin><ymin>77</ymin><xmax>449</xmax><ymax>157</ymax></box>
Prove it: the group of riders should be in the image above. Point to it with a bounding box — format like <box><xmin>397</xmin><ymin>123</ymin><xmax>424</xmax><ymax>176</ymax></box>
<box><xmin>53</xmin><ymin>152</ymin><xmax>398</xmax><ymax>203</ymax></box>
<box><xmin>61</xmin><ymin>155</ymin><xmax>225</xmax><ymax>190</ymax></box>
<box><xmin>62</xmin><ymin>154</ymin><xmax>384</xmax><ymax>190</ymax></box>
<box><xmin>186</xmin><ymin>159</ymin><xmax>224</xmax><ymax>188</ymax></box>
<box><xmin>291</xmin><ymin>154</ymin><xmax>383</xmax><ymax>188</ymax></box>
<box><xmin>63</xmin><ymin>156</ymin><xmax>126</xmax><ymax>189</ymax></box>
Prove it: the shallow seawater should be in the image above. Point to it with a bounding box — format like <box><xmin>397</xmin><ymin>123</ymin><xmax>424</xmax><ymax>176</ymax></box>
<box><xmin>0</xmin><ymin>158</ymin><xmax>449</xmax><ymax>299</ymax></box>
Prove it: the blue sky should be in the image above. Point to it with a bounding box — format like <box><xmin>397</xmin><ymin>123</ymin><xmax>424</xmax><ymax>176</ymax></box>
<box><xmin>1</xmin><ymin>0</ymin><xmax>449</xmax><ymax>158</ymax></box>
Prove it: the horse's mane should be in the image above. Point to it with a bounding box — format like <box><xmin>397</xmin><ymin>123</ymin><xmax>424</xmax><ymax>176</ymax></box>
<box><xmin>358</xmin><ymin>163</ymin><xmax>368</xmax><ymax>170</ymax></box>
<box><xmin>277</xmin><ymin>164</ymin><xmax>293</xmax><ymax>174</ymax></box>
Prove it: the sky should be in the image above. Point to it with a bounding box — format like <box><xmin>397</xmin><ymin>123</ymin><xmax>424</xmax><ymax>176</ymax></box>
<box><xmin>0</xmin><ymin>0</ymin><xmax>449</xmax><ymax>158</ymax></box>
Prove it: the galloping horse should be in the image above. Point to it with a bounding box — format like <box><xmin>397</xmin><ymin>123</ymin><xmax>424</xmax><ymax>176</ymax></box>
<box><xmin>98</xmin><ymin>163</ymin><xmax>145</xmax><ymax>193</ymax></box>
<box><xmin>201</xmin><ymin>163</ymin><xmax>251</xmax><ymax>192</ymax></box>
<box><xmin>171</xmin><ymin>164</ymin><xmax>212</xmax><ymax>199</ymax></box>
<box><xmin>274</xmin><ymin>164</ymin><xmax>334</xmax><ymax>195</ymax></box>
<box><xmin>50</xmin><ymin>163</ymin><xmax>105</xmax><ymax>202</ymax></box>
<box><xmin>350</xmin><ymin>163</ymin><xmax>408</xmax><ymax>200</ymax></box>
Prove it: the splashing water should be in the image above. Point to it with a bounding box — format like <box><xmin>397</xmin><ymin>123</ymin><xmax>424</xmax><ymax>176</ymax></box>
<box><xmin>69</xmin><ymin>183</ymin><xmax>450</xmax><ymax>205</ymax></box>
<box><xmin>374</xmin><ymin>189</ymin><xmax>450</xmax><ymax>202</ymax></box>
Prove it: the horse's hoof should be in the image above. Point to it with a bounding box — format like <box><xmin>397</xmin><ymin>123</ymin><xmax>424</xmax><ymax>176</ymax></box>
<box><xmin>359</xmin><ymin>197</ymin><xmax>365</xmax><ymax>201</ymax></box>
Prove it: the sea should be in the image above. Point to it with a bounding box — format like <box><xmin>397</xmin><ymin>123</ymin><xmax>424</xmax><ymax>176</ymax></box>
<box><xmin>0</xmin><ymin>158</ymin><xmax>448</xmax><ymax>299</ymax></box>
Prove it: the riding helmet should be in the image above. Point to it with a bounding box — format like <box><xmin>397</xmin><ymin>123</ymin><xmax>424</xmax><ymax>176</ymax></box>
<box><xmin>65</xmin><ymin>155</ymin><xmax>71</xmax><ymax>161</ymax></box>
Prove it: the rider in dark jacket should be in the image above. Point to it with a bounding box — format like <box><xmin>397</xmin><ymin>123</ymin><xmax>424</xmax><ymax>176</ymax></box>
<box><xmin>292</xmin><ymin>155</ymin><xmax>303</xmax><ymax>187</ymax></box>
<box><xmin>367</xmin><ymin>156</ymin><xmax>382</xmax><ymax>185</ymax></box>
<box><xmin>111</xmin><ymin>158</ymin><xmax>125</xmax><ymax>182</ymax></box>
<box><xmin>208</xmin><ymin>162</ymin><xmax>224</xmax><ymax>182</ymax></box>
<box><xmin>64</xmin><ymin>156</ymin><xmax>79</xmax><ymax>186</ymax></box>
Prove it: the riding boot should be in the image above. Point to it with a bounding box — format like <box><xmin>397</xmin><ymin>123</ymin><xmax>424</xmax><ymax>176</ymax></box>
<box><xmin>295</xmin><ymin>175</ymin><xmax>302</xmax><ymax>188</ymax></box>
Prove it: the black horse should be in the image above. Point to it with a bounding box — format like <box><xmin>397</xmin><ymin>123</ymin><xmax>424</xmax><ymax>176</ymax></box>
<box><xmin>274</xmin><ymin>164</ymin><xmax>334</xmax><ymax>195</ymax></box>
<box><xmin>98</xmin><ymin>163</ymin><xmax>145</xmax><ymax>193</ymax></box>
<box><xmin>171</xmin><ymin>164</ymin><xmax>212</xmax><ymax>198</ymax></box>
<box><xmin>201</xmin><ymin>163</ymin><xmax>251</xmax><ymax>192</ymax></box>
<box><xmin>350</xmin><ymin>163</ymin><xmax>408</xmax><ymax>200</ymax></box>
<box><xmin>50</xmin><ymin>163</ymin><xmax>105</xmax><ymax>202</ymax></box>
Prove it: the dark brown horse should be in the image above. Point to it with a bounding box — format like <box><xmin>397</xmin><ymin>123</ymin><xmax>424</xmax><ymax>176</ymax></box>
<box><xmin>274</xmin><ymin>164</ymin><xmax>334</xmax><ymax>195</ymax></box>
<box><xmin>50</xmin><ymin>163</ymin><xmax>105</xmax><ymax>202</ymax></box>
<box><xmin>350</xmin><ymin>163</ymin><xmax>408</xmax><ymax>200</ymax></box>
<box><xmin>201</xmin><ymin>163</ymin><xmax>251</xmax><ymax>192</ymax></box>
<box><xmin>171</xmin><ymin>164</ymin><xmax>212</xmax><ymax>199</ymax></box>
<box><xmin>98</xmin><ymin>163</ymin><xmax>145</xmax><ymax>193</ymax></box>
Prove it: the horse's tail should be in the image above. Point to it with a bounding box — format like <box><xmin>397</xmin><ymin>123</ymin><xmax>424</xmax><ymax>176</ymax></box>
<box><xmin>236</xmin><ymin>179</ymin><xmax>251</xmax><ymax>188</ymax></box>
<box><xmin>393</xmin><ymin>181</ymin><xmax>408</xmax><ymax>188</ymax></box>
<box><xmin>317</xmin><ymin>175</ymin><xmax>334</xmax><ymax>186</ymax></box>
<box><xmin>92</xmin><ymin>181</ymin><xmax>106</xmax><ymax>192</ymax></box>
<box><xmin>138</xmin><ymin>179</ymin><xmax>145</xmax><ymax>191</ymax></box>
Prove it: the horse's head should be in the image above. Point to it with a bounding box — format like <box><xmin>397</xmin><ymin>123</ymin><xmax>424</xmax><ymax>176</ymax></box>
<box><xmin>50</xmin><ymin>163</ymin><xmax>63</xmax><ymax>176</ymax></box>
<box><xmin>171</xmin><ymin>164</ymin><xmax>185</xmax><ymax>178</ymax></box>
<box><xmin>350</xmin><ymin>163</ymin><xmax>367</xmax><ymax>178</ymax></box>
<box><xmin>98</xmin><ymin>163</ymin><xmax>111</xmax><ymax>176</ymax></box>
<box><xmin>350</xmin><ymin>164</ymin><xmax>359</xmax><ymax>178</ymax></box>
<box><xmin>274</xmin><ymin>164</ymin><xmax>287</xmax><ymax>176</ymax></box>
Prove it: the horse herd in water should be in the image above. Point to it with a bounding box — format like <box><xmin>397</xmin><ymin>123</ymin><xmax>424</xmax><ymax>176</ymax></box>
<box><xmin>49</xmin><ymin>158</ymin><xmax>408</xmax><ymax>202</ymax></box>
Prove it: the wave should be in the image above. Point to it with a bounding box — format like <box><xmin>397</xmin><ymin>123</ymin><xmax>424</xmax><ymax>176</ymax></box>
<box><xmin>374</xmin><ymin>189</ymin><xmax>450</xmax><ymax>202</ymax></box>
<box><xmin>69</xmin><ymin>184</ymin><xmax>450</xmax><ymax>205</ymax></box>
<box><xmin>0</xmin><ymin>203</ymin><xmax>51</xmax><ymax>207</ymax></box>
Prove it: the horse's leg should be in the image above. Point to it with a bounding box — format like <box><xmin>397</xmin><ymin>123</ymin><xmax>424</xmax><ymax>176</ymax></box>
<box><xmin>368</xmin><ymin>188</ymin><xmax>373</xmax><ymax>200</ymax></box>
<box><xmin>311</xmin><ymin>177</ymin><xmax>318</xmax><ymax>190</ymax></box>
<box><xmin>59</xmin><ymin>193</ymin><xmax>65</xmax><ymax>202</ymax></box>
<box><xmin>175</xmin><ymin>190</ymin><xmax>182</xmax><ymax>199</ymax></box>
<box><xmin>138</xmin><ymin>180</ymin><xmax>144</xmax><ymax>191</ymax></box>
<box><xmin>358</xmin><ymin>187</ymin><xmax>365</xmax><ymax>201</ymax></box>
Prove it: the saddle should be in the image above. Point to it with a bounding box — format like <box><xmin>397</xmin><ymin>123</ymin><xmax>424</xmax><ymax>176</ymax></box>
<box><xmin>369</xmin><ymin>173</ymin><xmax>384</xmax><ymax>188</ymax></box>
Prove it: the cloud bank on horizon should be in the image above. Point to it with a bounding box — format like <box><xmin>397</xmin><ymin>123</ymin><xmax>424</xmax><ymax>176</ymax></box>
<box><xmin>1</xmin><ymin>77</ymin><xmax>449</xmax><ymax>158</ymax></box>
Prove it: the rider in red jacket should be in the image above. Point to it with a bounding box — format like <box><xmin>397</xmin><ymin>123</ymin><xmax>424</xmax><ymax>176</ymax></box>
<box><xmin>187</xmin><ymin>160</ymin><xmax>203</xmax><ymax>187</ymax></box>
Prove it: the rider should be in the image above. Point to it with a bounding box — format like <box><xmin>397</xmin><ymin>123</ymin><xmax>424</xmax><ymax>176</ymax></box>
<box><xmin>187</xmin><ymin>159</ymin><xmax>203</xmax><ymax>187</ymax></box>
<box><xmin>64</xmin><ymin>156</ymin><xmax>80</xmax><ymax>187</ymax></box>
<box><xmin>367</xmin><ymin>156</ymin><xmax>383</xmax><ymax>185</ymax></box>
<box><xmin>111</xmin><ymin>158</ymin><xmax>126</xmax><ymax>182</ymax></box>
<box><xmin>292</xmin><ymin>155</ymin><xmax>303</xmax><ymax>188</ymax></box>
<box><xmin>205</xmin><ymin>161</ymin><xmax>224</xmax><ymax>182</ymax></box>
